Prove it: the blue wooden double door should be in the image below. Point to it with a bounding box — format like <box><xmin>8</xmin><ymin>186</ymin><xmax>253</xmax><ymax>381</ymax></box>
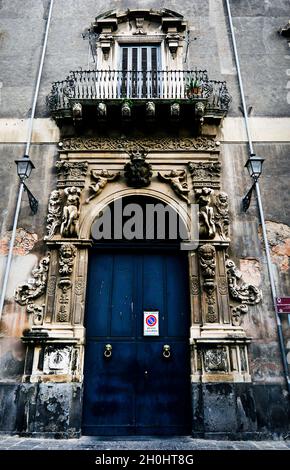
<box><xmin>83</xmin><ymin>250</ymin><xmax>192</xmax><ymax>435</ymax></box>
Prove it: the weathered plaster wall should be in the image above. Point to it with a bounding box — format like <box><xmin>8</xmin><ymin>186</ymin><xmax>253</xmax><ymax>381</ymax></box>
<box><xmin>0</xmin><ymin>143</ymin><xmax>57</xmax><ymax>380</ymax></box>
<box><xmin>222</xmin><ymin>142</ymin><xmax>290</xmax><ymax>385</ymax></box>
<box><xmin>0</xmin><ymin>0</ymin><xmax>290</xmax><ymax>118</ymax></box>
<box><xmin>0</xmin><ymin>0</ymin><xmax>290</xmax><ymax>435</ymax></box>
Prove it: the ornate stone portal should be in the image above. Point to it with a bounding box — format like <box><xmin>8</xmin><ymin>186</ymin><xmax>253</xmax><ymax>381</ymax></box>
<box><xmin>14</xmin><ymin>137</ymin><xmax>262</xmax><ymax>435</ymax></box>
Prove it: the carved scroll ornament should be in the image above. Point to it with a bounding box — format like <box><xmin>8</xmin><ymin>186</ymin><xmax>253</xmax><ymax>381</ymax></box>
<box><xmin>226</xmin><ymin>259</ymin><xmax>262</xmax><ymax>305</ymax></box>
<box><xmin>15</xmin><ymin>254</ymin><xmax>50</xmax><ymax>306</ymax></box>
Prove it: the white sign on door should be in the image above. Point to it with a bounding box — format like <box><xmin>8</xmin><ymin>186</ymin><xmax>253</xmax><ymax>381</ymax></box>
<box><xmin>143</xmin><ymin>311</ymin><xmax>159</xmax><ymax>336</ymax></box>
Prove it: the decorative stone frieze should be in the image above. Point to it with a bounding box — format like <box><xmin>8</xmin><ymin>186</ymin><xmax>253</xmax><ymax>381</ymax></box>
<box><xmin>85</xmin><ymin>170</ymin><xmax>120</xmax><ymax>204</ymax></box>
<box><xmin>60</xmin><ymin>136</ymin><xmax>219</xmax><ymax>152</ymax></box>
<box><xmin>188</xmin><ymin>161</ymin><xmax>221</xmax><ymax>189</ymax></box>
<box><xmin>124</xmin><ymin>151</ymin><xmax>152</xmax><ymax>188</ymax></box>
<box><xmin>158</xmin><ymin>170</ymin><xmax>190</xmax><ymax>204</ymax></box>
<box><xmin>55</xmin><ymin>161</ymin><xmax>88</xmax><ymax>188</ymax></box>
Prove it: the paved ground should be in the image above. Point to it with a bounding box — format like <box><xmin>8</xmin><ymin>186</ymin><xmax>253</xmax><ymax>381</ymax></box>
<box><xmin>0</xmin><ymin>435</ymin><xmax>289</xmax><ymax>450</ymax></box>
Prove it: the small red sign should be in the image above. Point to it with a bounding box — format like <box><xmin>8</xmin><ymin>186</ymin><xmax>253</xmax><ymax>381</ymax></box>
<box><xmin>277</xmin><ymin>305</ymin><xmax>290</xmax><ymax>314</ymax></box>
<box><xmin>276</xmin><ymin>297</ymin><xmax>290</xmax><ymax>305</ymax></box>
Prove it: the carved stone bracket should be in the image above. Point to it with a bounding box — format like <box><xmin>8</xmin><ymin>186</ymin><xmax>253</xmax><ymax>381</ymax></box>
<box><xmin>124</xmin><ymin>150</ymin><xmax>152</xmax><ymax>188</ymax></box>
<box><xmin>158</xmin><ymin>170</ymin><xmax>190</xmax><ymax>204</ymax></box>
<box><xmin>198</xmin><ymin>244</ymin><xmax>217</xmax><ymax>323</ymax></box>
<box><xmin>15</xmin><ymin>254</ymin><xmax>50</xmax><ymax>306</ymax></box>
<box><xmin>188</xmin><ymin>161</ymin><xmax>221</xmax><ymax>189</ymax></box>
<box><xmin>85</xmin><ymin>169</ymin><xmax>120</xmax><ymax>204</ymax></box>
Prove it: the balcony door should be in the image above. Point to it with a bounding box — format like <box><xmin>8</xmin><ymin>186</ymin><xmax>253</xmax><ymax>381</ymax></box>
<box><xmin>119</xmin><ymin>45</ymin><xmax>161</xmax><ymax>98</ymax></box>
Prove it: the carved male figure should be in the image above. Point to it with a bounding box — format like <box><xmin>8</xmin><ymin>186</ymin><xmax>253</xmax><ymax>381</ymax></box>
<box><xmin>195</xmin><ymin>187</ymin><xmax>215</xmax><ymax>238</ymax></box>
<box><xmin>86</xmin><ymin>170</ymin><xmax>120</xmax><ymax>203</ymax></box>
<box><xmin>60</xmin><ymin>186</ymin><xmax>81</xmax><ymax>238</ymax></box>
<box><xmin>158</xmin><ymin>170</ymin><xmax>190</xmax><ymax>204</ymax></box>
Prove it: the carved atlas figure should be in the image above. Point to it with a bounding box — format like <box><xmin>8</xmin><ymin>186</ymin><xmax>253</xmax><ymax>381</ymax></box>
<box><xmin>195</xmin><ymin>187</ymin><xmax>216</xmax><ymax>239</ymax></box>
<box><xmin>60</xmin><ymin>186</ymin><xmax>81</xmax><ymax>238</ymax></box>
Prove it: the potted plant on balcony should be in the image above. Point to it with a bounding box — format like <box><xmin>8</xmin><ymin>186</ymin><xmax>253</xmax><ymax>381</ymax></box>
<box><xmin>186</xmin><ymin>77</ymin><xmax>202</xmax><ymax>99</ymax></box>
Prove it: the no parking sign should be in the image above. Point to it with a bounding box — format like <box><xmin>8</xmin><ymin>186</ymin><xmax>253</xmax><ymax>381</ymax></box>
<box><xmin>144</xmin><ymin>311</ymin><xmax>159</xmax><ymax>336</ymax></box>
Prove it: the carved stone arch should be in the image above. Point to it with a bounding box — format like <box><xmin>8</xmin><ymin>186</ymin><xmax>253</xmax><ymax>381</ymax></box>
<box><xmin>79</xmin><ymin>187</ymin><xmax>191</xmax><ymax>240</ymax></box>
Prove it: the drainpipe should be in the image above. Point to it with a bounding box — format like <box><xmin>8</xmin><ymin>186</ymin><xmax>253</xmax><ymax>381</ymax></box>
<box><xmin>225</xmin><ymin>0</ymin><xmax>290</xmax><ymax>394</ymax></box>
<box><xmin>0</xmin><ymin>0</ymin><xmax>55</xmax><ymax>320</ymax></box>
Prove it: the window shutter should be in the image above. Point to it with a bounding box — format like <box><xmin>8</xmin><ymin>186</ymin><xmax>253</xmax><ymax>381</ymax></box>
<box><xmin>122</xmin><ymin>48</ymin><xmax>128</xmax><ymax>70</ymax></box>
<box><xmin>151</xmin><ymin>47</ymin><xmax>157</xmax><ymax>71</ymax></box>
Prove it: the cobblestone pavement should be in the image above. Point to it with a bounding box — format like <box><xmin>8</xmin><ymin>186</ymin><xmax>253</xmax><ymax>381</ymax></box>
<box><xmin>0</xmin><ymin>435</ymin><xmax>290</xmax><ymax>450</ymax></box>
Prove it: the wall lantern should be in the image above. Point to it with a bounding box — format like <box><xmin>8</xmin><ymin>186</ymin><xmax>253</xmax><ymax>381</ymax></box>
<box><xmin>15</xmin><ymin>156</ymin><xmax>35</xmax><ymax>181</ymax></box>
<box><xmin>242</xmin><ymin>154</ymin><xmax>265</xmax><ymax>212</ymax></box>
<box><xmin>15</xmin><ymin>155</ymin><xmax>38</xmax><ymax>214</ymax></box>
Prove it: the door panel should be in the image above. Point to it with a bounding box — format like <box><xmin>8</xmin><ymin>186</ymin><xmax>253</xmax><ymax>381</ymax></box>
<box><xmin>82</xmin><ymin>341</ymin><xmax>136</xmax><ymax>435</ymax></box>
<box><xmin>136</xmin><ymin>341</ymin><xmax>191</xmax><ymax>434</ymax></box>
<box><xmin>111</xmin><ymin>255</ymin><xmax>135</xmax><ymax>337</ymax></box>
<box><xmin>83</xmin><ymin>251</ymin><xmax>191</xmax><ymax>435</ymax></box>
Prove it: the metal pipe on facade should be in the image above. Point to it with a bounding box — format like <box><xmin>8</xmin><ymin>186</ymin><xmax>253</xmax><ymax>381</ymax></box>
<box><xmin>225</xmin><ymin>0</ymin><xmax>290</xmax><ymax>394</ymax></box>
<box><xmin>0</xmin><ymin>0</ymin><xmax>55</xmax><ymax>320</ymax></box>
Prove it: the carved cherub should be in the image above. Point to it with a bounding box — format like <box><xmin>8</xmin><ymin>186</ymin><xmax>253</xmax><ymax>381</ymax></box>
<box><xmin>195</xmin><ymin>187</ymin><xmax>215</xmax><ymax>239</ymax></box>
<box><xmin>86</xmin><ymin>170</ymin><xmax>120</xmax><ymax>203</ymax></box>
<box><xmin>60</xmin><ymin>186</ymin><xmax>81</xmax><ymax>238</ymax></box>
<box><xmin>158</xmin><ymin>170</ymin><xmax>190</xmax><ymax>204</ymax></box>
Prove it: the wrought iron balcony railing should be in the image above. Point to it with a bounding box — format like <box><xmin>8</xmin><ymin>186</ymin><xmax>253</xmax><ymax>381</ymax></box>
<box><xmin>47</xmin><ymin>69</ymin><xmax>231</xmax><ymax>115</ymax></box>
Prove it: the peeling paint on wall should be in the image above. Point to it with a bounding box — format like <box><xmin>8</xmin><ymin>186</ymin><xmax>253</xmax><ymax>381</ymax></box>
<box><xmin>239</xmin><ymin>258</ymin><xmax>262</xmax><ymax>287</ymax></box>
<box><xmin>259</xmin><ymin>221</ymin><xmax>290</xmax><ymax>272</ymax></box>
<box><xmin>0</xmin><ymin>227</ymin><xmax>38</xmax><ymax>256</ymax></box>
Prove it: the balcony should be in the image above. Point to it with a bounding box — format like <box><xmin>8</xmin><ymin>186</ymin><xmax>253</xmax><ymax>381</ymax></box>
<box><xmin>47</xmin><ymin>69</ymin><xmax>231</xmax><ymax>128</ymax></box>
